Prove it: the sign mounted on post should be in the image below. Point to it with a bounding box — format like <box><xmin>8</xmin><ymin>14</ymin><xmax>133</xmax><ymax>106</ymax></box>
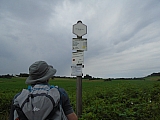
<box><xmin>72</xmin><ymin>20</ymin><xmax>87</xmax><ymax>118</ymax></box>
<box><xmin>72</xmin><ymin>51</ymin><xmax>84</xmax><ymax>65</ymax></box>
<box><xmin>72</xmin><ymin>38</ymin><xmax>87</xmax><ymax>51</ymax></box>
<box><xmin>71</xmin><ymin>65</ymin><xmax>82</xmax><ymax>76</ymax></box>
<box><xmin>73</xmin><ymin>21</ymin><xmax>87</xmax><ymax>37</ymax></box>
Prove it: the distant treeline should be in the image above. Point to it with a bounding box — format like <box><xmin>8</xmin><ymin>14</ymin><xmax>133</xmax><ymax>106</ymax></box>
<box><xmin>1</xmin><ymin>72</ymin><xmax>160</xmax><ymax>80</ymax></box>
<box><xmin>147</xmin><ymin>72</ymin><xmax>160</xmax><ymax>77</ymax></box>
<box><xmin>104</xmin><ymin>77</ymin><xmax>145</xmax><ymax>81</ymax></box>
<box><xmin>83</xmin><ymin>74</ymin><xmax>145</xmax><ymax>81</ymax></box>
<box><xmin>0</xmin><ymin>73</ymin><xmax>95</xmax><ymax>79</ymax></box>
<box><xmin>0</xmin><ymin>73</ymin><xmax>78</xmax><ymax>79</ymax></box>
<box><xmin>0</xmin><ymin>74</ymin><xmax>13</xmax><ymax>78</ymax></box>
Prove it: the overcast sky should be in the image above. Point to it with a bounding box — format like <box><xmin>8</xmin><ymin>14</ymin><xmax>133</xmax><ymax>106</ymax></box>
<box><xmin>0</xmin><ymin>0</ymin><xmax>160</xmax><ymax>78</ymax></box>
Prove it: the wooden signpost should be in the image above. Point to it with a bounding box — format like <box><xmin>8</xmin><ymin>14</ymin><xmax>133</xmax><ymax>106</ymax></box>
<box><xmin>72</xmin><ymin>21</ymin><xmax>87</xmax><ymax>118</ymax></box>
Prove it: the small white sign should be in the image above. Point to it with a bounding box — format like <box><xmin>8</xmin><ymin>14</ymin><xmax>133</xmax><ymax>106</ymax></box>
<box><xmin>71</xmin><ymin>65</ymin><xmax>82</xmax><ymax>76</ymax></box>
<box><xmin>72</xmin><ymin>38</ymin><xmax>87</xmax><ymax>51</ymax></box>
<box><xmin>73</xmin><ymin>22</ymin><xmax>87</xmax><ymax>37</ymax></box>
<box><xmin>72</xmin><ymin>51</ymin><xmax>84</xmax><ymax>65</ymax></box>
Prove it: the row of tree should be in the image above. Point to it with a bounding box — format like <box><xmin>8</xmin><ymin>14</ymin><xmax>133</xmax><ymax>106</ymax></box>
<box><xmin>0</xmin><ymin>74</ymin><xmax>13</xmax><ymax>78</ymax></box>
<box><xmin>147</xmin><ymin>72</ymin><xmax>160</xmax><ymax>77</ymax></box>
<box><xmin>0</xmin><ymin>73</ymin><xmax>94</xmax><ymax>79</ymax></box>
<box><xmin>1</xmin><ymin>72</ymin><xmax>160</xmax><ymax>80</ymax></box>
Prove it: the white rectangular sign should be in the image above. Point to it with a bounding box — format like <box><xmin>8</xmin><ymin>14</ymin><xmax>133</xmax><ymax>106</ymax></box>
<box><xmin>72</xmin><ymin>38</ymin><xmax>87</xmax><ymax>51</ymax></box>
<box><xmin>71</xmin><ymin>65</ymin><xmax>82</xmax><ymax>76</ymax></box>
<box><xmin>72</xmin><ymin>51</ymin><xmax>84</xmax><ymax>65</ymax></box>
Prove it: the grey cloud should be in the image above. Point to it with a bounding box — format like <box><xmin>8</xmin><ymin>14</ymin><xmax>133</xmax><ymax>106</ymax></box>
<box><xmin>0</xmin><ymin>0</ymin><xmax>160</xmax><ymax>78</ymax></box>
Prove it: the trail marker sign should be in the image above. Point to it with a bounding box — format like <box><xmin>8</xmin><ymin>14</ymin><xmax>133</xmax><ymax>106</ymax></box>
<box><xmin>71</xmin><ymin>65</ymin><xmax>82</xmax><ymax>76</ymax></box>
<box><xmin>73</xmin><ymin>21</ymin><xmax>87</xmax><ymax>37</ymax></box>
<box><xmin>72</xmin><ymin>38</ymin><xmax>87</xmax><ymax>51</ymax></box>
<box><xmin>72</xmin><ymin>51</ymin><xmax>84</xmax><ymax>65</ymax></box>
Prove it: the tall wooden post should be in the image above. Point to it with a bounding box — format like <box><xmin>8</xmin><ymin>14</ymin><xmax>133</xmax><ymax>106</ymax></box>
<box><xmin>76</xmin><ymin>74</ymin><xmax>82</xmax><ymax>117</ymax></box>
<box><xmin>72</xmin><ymin>21</ymin><xmax>87</xmax><ymax>118</ymax></box>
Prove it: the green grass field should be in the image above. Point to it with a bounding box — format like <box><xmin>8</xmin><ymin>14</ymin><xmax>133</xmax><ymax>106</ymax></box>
<box><xmin>1</xmin><ymin>77</ymin><xmax>160</xmax><ymax>120</ymax></box>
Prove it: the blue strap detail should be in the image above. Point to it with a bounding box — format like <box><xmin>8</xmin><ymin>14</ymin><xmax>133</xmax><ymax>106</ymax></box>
<box><xmin>50</xmin><ymin>85</ymin><xmax>55</xmax><ymax>89</ymax></box>
<box><xmin>27</xmin><ymin>85</ymin><xmax>55</xmax><ymax>92</ymax></box>
<box><xmin>28</xmin><ymin>85</ymin><xmax>32</xmax><ymax>92</ymax></box>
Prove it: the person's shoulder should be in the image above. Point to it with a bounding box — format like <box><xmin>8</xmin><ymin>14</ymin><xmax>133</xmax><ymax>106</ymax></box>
<box><xmin>14</xmin><ymin>92</ymin><xmax>21</xmax><ymax>99</ymax></box>
<box><xmin>54</xmin><ymin>87</ymin><xmax>68</xmax><ymax>98</ymax></box>
<box><xmin>58</xmin><ymin>87</ymin><xmax>66</xmax><ymax>92</ymax></box>
<box><xmin>57</xmin><ymin>87</ymin><xmax>67</xmax><ymax>94</ymax></box>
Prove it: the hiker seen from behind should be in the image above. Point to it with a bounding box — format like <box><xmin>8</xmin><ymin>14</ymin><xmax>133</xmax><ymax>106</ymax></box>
<box><xmin>9</xmin><ymin>61</ymin><xmax>78</xmax><ymax>120</ymax></box>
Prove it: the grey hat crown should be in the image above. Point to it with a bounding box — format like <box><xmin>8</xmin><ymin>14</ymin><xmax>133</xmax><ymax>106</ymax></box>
<box><xmin>29</xmin><ymin>61</ymin><xmax>49</xmax><ymax>80</ymax></box>
<box><xmin>25</xmin><ymin>61</ymin><xmax>56</xmax><ymax>85</ymax></box>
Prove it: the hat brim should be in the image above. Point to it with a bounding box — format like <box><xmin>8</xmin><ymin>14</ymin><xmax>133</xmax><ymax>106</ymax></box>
<box><xmin>25</xmin><ymin>66</ymin><xmax>56</xmax><ymax>85</ymax></box>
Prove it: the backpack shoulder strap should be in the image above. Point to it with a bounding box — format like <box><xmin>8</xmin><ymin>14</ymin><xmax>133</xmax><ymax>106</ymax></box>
<box><xmin>13</xmin><ymin>90</ymin><xmax>30</xmax><ymax>120</ymax></box>
<box><xmin>46</xmin><ymin>85</ymin><xmax>67</xmax><ymax>120</ymax></box>
<box><xmin>45</xmin><ymin>85</ymin><xmax>61</xmax><ymax>119</ymax></box>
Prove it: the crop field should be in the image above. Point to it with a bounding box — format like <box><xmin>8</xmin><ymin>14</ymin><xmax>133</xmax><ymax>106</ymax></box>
<box><xmin>0</xmin><ymin>77</ymin><xmax>160</xmax><ymax>120</ymax></box>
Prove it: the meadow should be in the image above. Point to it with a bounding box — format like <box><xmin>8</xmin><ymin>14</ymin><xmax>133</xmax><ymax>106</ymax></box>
<box><xmin>0</xmin><ymin>77</ymin><xmax>160</xmax><ymax>120</ymax></box>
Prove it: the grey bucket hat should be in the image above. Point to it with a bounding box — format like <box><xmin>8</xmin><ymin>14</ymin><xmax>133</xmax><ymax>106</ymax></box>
<box><xmin>25</xmin><ymin>61</ymin><xmax>56</xmax><ymax>85</ymax></box>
